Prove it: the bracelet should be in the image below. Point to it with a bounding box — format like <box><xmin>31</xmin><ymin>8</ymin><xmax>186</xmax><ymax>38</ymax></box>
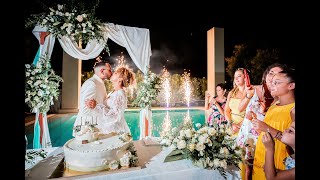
<box><xmin>246</xmin><ymin>94</ymin><xmax>252</xmax><ymax>99</ymax></box>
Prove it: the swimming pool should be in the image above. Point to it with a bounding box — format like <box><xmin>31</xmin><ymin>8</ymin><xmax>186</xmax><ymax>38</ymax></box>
<box><xmin>25</xmin><ymin>109</ymin><xmax>205</xmax><ymax>149</ymax></box>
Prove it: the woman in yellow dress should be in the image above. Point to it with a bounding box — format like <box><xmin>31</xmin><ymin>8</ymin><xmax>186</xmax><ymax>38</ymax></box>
<box><xmin>251</xmin><ymin>69</ymin><xmax>295</xmax><ymax>180</ymax></box>
<box><xmin>224</xmin><ymin>68</ymin><xmax>246</xmax><ymax>179</ymax></box>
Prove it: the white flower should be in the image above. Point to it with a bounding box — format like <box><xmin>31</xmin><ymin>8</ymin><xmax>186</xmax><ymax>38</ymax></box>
<box><xmin>76</xmin><ymin>15</ymin><xmax>83</xmax><ymax>22</ymax></box>
<box><xmin>184</xmin><ymin>129</ymin><xmax>192</xmax><ymax>138</ymax></box>
<box><xmin>172</xmin><ymin>127</ymin><xmax>177</xmax><ymax>133</ymax></box>
<box><xmin>199</xmin><ymin>151</ymin><xmax>204</xmax><ymax>156</ymax></box>
<box><xmin>213</xmin><ymin>159</ymin><xmax>220</xmax><ymax>167</ymax></box>
<box><xmin>208</xmin><ymin>161</ymin><xmax>214</xmax><ymax>167</ymax></box>
<box><xmin>196</xmin><ymin>143</ymin><xmax>205</xmax><ymax>151</ymax></box>
<box><xmin>179</xmin><ymin>131</ymin><xmax>185</xmax><ymax>138</ymax></box>
<box><xmin>120</xmin><ymin>155</ymin><xmax>130</xmax><ymax>167</ymax></box>
<box><xmin>57</xmin><ymin>4</ymin><xmax>63</xmax><ymax>10</ymax></box>
<box><xmin>188</xmin><ymin>143</ymin><xmax>195</xmax><ymax>152</ymax></box>
<box><xmin>219</xmin><ymin>159</ymin><xmax>227</xmax><ymax>169</ymax></box>
<box><xmin>168</xmin><ymin>135</ymin><xmax>174</xmax><ymax>140</ymax></box>
<box><xmin>226</xmin><ymin>128</ymin><xmax>233</xmax><ymax>135</ymax></box>
<box><xmin>198</xmin><ymin>134</ymin><xmax>208</xmax><ymax>144</ymax></box>
<box><xmin>120</xmin><ymin>133</ymin><xmax>132</xmax><ymax>142</ymax></box>
<box><xmin>220</xmin><ymin>147</ymin><xmax>229</xmax><ymax>155</ymax></box>
<box><xmin>177</xmin><ymin>140</ymin><xmax>186</xmax><ymax>149</ymax></box>
<box><xmin>219</xmin><ymin>128</ymin><xmax>225</xmax><ymax>133</ymax></box>
<box><xmin>207</xmin><ymin>128</ymin><xmax>216</xmax><ymax>136</ymax></box>
<box><xmin>109</xmin><ymin>160</ymin><xmax>119</xmax><ymax>170</ymax></box>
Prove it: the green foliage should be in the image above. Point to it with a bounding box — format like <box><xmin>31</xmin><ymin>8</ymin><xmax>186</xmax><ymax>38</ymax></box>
<box><xmin>25</xmin><ymin>149</ymin><xmax>48</xmax><ymax>164</ymax></box>
<box><xmin>225</xmin><ymin>44</ymin><xmax>281</xmax><ymax>86</ymax></box>
<box><xmin>25</xmin><ymin>55</ymin><xmax>64</xmax><ymax>113</ymax></box>
<box><xmin>25</xmin><ymin>0</ymin><xmax>109</xmax><ymax>53</ymax></box>
<box><xmin>132</xmin><ymin>70</ymin><xmax>163</xmax><ymax>108</ymax></box>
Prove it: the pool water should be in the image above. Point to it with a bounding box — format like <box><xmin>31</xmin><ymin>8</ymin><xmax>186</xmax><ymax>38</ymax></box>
<box><xmin>26</xmin><ymin>109</ymin><xmax>205</xmax><ymax>149</ymax></box>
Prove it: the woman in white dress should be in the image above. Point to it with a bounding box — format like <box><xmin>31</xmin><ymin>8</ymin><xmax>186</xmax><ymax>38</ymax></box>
<box><xmin>86</xmin><ymin>66</ymin><xmax>136</xmax><ymax>134</ymax></box>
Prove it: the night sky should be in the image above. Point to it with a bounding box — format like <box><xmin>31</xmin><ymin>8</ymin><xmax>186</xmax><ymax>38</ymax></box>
<box><xmin>24</xmin><ymin>1</ymin><xmax>297</xmax><ymax>78</ymax></box>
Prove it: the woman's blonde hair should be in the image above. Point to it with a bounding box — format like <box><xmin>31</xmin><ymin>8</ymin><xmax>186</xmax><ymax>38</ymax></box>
<box><xmin>115</xmin><ymin>66</ymin><xmax>136</xmax><ymax>88</ymax></box>
<box><xmin>229</xmin><ymin>68</ymin><xmax>245</xmax><ymax>98</ymax></box>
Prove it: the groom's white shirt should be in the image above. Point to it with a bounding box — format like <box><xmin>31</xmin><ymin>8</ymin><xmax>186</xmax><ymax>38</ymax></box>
<box><xmin>72</xmin><ymin>74</ymin><xmax>107</xmax><ymax>136</ymax></box>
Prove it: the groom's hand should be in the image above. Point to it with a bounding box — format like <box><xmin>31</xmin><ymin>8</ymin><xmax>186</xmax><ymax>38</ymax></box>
<box><xmin>85</xmin><ymin>99</ymin><xmax>97</xmax><ymax>109</ymax></box>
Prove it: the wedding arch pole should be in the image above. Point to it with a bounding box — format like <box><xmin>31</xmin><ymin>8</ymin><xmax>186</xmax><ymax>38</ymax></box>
<box><xmin>31</xmin><ymin>31</ymin><xmax>53</xmax><ymax>149</ymax></box>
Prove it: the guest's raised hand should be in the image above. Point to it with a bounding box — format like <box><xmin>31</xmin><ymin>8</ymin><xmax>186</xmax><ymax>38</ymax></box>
<box><xmin>262</xmin><ymin>132</ymin><xmax>275</xmax><ymax>151</ymax></box>
<box><xmin>245</xmin><ymin>84</ymin><xmax>254</xmax><ymax>98</ymax></box>
<box><xmin>245</xmin><ymin>111</ymin><xmax>257</xmax><ymax>121</ymax></box>
<box><xmin>252</xmin><ymin>118</ymin><xmax>267</xmax><ymax>133</ymax></box>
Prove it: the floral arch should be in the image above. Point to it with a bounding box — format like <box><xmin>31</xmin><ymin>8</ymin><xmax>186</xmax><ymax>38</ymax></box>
<box><xmin>27</xmin><ymin>4</ymin><xmax>152</xmax><ymax>149</ymax></box>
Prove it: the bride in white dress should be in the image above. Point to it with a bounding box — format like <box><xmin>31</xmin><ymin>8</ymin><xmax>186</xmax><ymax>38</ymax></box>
<box><xmin>86</xmin><ymin>66</ymin><xmax>136</xmax><ymax>134</ymax></box>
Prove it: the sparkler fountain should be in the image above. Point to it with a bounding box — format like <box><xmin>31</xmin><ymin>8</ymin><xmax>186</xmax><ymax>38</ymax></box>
<box><xmin>182</xmin><ymin>71</ymin><xmax>192</xmax><ymax>107</ymax></box>
<box><xmin>183</xmin><ymin>71</ymin><xmax>192</xmax><ymax>124</ymax></box>
<box><xmin>161</xmin><ymin>68</ymin><xmax>171</xmax><ymax>108</ymax></box>
<box><xmin>115</xmin><ymin>52</ymin><xmax>126</xmax><ymax>69</ymax></box>
<box><xmin>160</xmin><ymin>67</ymin><xmax>172</xmax><ymax>137</ymax></box>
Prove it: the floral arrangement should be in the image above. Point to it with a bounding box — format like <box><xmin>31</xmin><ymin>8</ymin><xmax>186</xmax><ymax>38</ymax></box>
<box><xmin>108</xmin><ymin>143</ymin><xmax>139</xmax><ymax>170</ymax></box>
<box><xmin>160</xmin><ymin>121</ymin><xmax>242</xmax><ymax>179</ymax></box>
<box><xmin>25</xmin><ymin>56</ymin><xmax>63</xmax><ymax>113</ymax></box>
<box><xmin>25</xmin><ymin>3</ymin><xmax>109</xmax><ymax>52</ymax></box>
<box><xmin>25</xmin><ymin>149</ymin><xmax>48</xmax><ymax>164</ymax></box>
<box><xmin>132</xmin><ymin>70</ymin><xmax>163</xmax><ymax>108</ymax></box>
<box><xmin>109</xmin><ymin>133</ymin><xmax>138</xmax><ymax>170</ymax></box>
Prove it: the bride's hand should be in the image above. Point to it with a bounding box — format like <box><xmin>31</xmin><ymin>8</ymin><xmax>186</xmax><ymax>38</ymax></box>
<box><xmin>85</xmin><ymin>99</ymin><xmax>97</xmax><ymax>109</ymax></box>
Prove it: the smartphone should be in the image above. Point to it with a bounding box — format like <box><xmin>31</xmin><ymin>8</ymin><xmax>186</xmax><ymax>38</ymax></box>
<box><xmin>244</xmin><ymin>69</ymin><xmax>252</xmax><ymax>88</ymax></box>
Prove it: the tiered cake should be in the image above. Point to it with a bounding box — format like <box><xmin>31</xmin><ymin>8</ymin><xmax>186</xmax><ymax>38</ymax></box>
<box><xmin>64</xmin><ymin>126</ymin><xmax>135</xmax><ymax>172</ymax></box>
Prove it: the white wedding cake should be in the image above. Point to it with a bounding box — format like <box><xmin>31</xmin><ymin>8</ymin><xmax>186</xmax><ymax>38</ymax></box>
<box><xmin>64</xmin><ymin>129</ymin><xmax>136</xmax><ymax>172</ymax></box>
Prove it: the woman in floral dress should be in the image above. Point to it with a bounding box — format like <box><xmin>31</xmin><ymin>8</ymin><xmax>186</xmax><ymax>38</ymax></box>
<box><xmin>206</xmin><ymin>83</ymin><xmax>227</xmax><ymax>126</ymax></box>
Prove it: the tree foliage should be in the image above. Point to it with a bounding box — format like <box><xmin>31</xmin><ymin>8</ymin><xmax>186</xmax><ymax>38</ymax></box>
<box><xmin>225</xmin><ymin>44</ymin><xmax>280</xmax><ymax>87</ymax></box>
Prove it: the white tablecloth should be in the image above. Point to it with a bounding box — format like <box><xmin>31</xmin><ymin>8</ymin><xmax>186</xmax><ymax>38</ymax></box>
<box><xmin>80</xmin><ymin>148</ymin><xmax>241</xmax><ymax>180</ymax></box>
<box><xmin>25</xmin><ymin>147</ymin><xmax>63</xmax><ymax>170</ymax></box>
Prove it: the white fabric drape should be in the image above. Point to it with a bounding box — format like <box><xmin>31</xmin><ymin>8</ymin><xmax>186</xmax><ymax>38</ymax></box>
<box><xmin>104</xmin><ymin>23</ymin><xmax>152</xmax><ymax>74</ymax></box>
<box><xmin>139</xmin><ymin>106</ymin><xmax>153</xmax><ymax>140</ymax></box>
<box><xmin>40</xmin><ymin>113</ymin><xmax>52</xmax><ymax>148</ymax></box>
<box><xmin>58</xmin><ymin>36</ymin><xmax>106</xmax><ymax>60</ymax></box>
<box><xmin>32</xmin><ymin>26</ymin><xmax>56</xmax><ymax>60</ymax></box>
<box><xmin>32</xmin><ymin>23</ymin><xmax>152</xmax><ymax>74</ymax></box>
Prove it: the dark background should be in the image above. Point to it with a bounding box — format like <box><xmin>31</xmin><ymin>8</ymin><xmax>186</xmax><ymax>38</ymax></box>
<box><xmin>24</xmin><ymin>0</ymin><xmax>297</xmax><ymax>78</ymax></box>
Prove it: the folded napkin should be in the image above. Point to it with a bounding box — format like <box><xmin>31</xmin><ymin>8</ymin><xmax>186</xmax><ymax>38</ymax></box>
<box><xmin>163</xmin><ymin>149</ymin><xmax>187</xmax><ymax>163</ymax></box>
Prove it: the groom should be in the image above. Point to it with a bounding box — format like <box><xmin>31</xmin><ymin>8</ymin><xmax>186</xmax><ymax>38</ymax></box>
<box><xmin>72</xmin><ymin>61</ymin><xmax>113</xmax><ymax>136</ymax></box>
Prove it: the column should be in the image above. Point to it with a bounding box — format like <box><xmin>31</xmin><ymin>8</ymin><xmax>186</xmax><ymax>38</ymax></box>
<box><xmin>59</xmin><ymin>51</ymin><xmax>82</xmax><ymax>113</ymax></box>
<box><xmin>207</xmin><ymin>27</ymin><xmax>225</xmax><ymax>97</ymax></box>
